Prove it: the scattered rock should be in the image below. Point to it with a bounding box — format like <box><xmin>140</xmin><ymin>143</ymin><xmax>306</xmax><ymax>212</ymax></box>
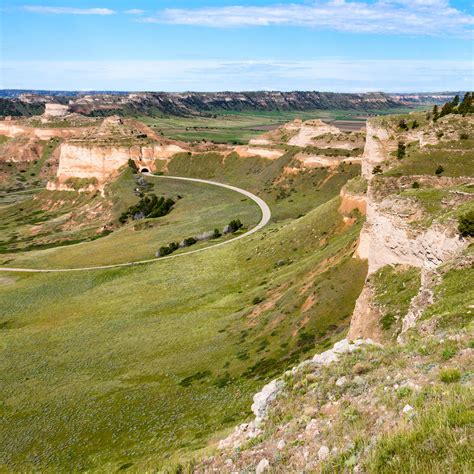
<box><xmin>336</xmin><ymin>376</ymin><xmax>348</xmax><ymax>387</ymax></box>
<box><xmin>256</xmin><ymin>458</ymin><xmax>270</xmax><ymax>474</ymax></box>
<box><xmin>312</xmin><ymin>339</ymin><xmax>379</xmax><ymax>366</ymax></box>
<box><xmin>402</xmin><ymin>404</ymin><xmax>414</xmax><ymax>414</ymax></box>
<box><xmin>305</xmin><ymin>418</ymin><xmax>319</xmax><ymax>434</ymax></box>
<box><xmin>277</xmin><ymin>439</ymin><xmax>286</xmax><ymax>450</ymax></box>
<box><xmin>218</xmin><ymin>421</ymin><xmax>262</xmax><ymax>450</ymax></box>
<box><xmin>318</xmin><ymin>445</ymin><xmax>330</xmax><ymax>461</ymax></box>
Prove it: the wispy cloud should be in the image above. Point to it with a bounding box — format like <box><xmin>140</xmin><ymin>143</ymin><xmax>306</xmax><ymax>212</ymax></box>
<box><xmin>141</xmin><ymin>0</ymin><xmax>474</xmax><ymax>37</ymax></box>
<box><xmin>22</xmin><ymin>6</ymin><xmax>115</xmax><ymax>15</ymax></box>
<box><xmin>124</xmin><ymin>9</ymin><xmax>144</xmax><ymax>15</ymax></box>
<box><xmin>2</xmin><ymin>59</ymin><xmax>472</xmax><ymax>92</ymax></box>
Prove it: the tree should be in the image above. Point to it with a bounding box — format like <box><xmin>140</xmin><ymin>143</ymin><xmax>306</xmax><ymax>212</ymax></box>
<box><xmin>398</xmin><ymin>119</ymin><xmax>408</xmax><ymax>130</ymax></box>
<box><xmin>452</xmin><ymin>95</ymin><xmax>460</xmax><ymax>107</ymax></box>
<box><xmin>432</xmin><ymin>105</ymin><xmax>439</xmax><ymax>121</ymax></box>
<box><xmin>435</xmin><ymin>165</ymin><xmax>444</xmax><ymax>175</ymax></box>
<box><xmin>128</xmin><ymin>159</ymin><xmax>138</xmax><ymax>173</ymax></box>
<box><xmin>458</xmin><ymin>210</ymin><xmax>474</xmax><ymax>237</ymax></box>
<box><xmin>458</xmin><ymin>92</ymin><xmax>473</xmax><ymax>115</ymax></box>
<box><xmin>227</xmin><ymin>219</ymin><xmax>243</xmax><ymax>233</ymax></box>
<box><xmin>411</xmin><ymin>120</ymin><xmax>419</xmax><ymax>129</ymax></box>
<box><xmin>372</xmin><ymin>165</ymin><xmax>383</xmax><ymax>174</ymax></box>
<box><xmin>439</xmin><ymin>102</ymin><xmax>453</xmax><ymax>117</ymax></box>
<box><xmin>397</xmin><ymin>142</ymin><xmax>406</xmax><ymax>160</ymax></box>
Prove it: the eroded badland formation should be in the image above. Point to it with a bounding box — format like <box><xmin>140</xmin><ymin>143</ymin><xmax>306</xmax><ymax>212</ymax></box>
<box><xmin>0</xmin><ymin>94</ymin><xmax>473</xmax><ymax>472</ymax></box>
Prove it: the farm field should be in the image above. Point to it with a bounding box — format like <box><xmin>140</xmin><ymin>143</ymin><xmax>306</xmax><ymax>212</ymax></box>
<box><xmin>140</xmin><ymin>108</ymin><xmax>416</xmax><ymax>144</ymax></box>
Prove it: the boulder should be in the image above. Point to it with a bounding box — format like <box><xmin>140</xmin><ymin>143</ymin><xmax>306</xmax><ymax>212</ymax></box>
<box><xmin>251</xmin><ymin>379</ymin><xmax>285</xmax><ymax>421</ymax></box>
<box><xmin>318</xmin><ymin>445</ymin><xmax>330</xmax><ymax>461</ymax></box>
<box><xmin>195</xmin><ymin>230</ymin><xmax>215</xmax><ymax>241</ymax></box>
<box><xmin>256</xmin><ymin>459</ymin><xmax>270</xmax><ymax>474</ymax></box>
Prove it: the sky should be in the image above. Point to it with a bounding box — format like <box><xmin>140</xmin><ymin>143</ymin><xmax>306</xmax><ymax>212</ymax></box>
<box><xmin>1</xmin><ymin>0</ymin><xmax>473</xmax><ymax>92</ymax></box>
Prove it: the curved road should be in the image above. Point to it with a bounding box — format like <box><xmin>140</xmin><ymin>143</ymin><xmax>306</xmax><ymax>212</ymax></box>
<box><xmin>0</xmin><ymin>174</ymin><xmax>271</xmax><ymax>273</ymax></box>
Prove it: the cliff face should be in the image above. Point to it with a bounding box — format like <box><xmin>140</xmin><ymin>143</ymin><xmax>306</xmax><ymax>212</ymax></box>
<box><xmin>60</xmin><ymin>91</ymin><xmax>403</xmax><ymax>117</ymax></box>
<box><xmin>48</xmin><ymin>142</ymin><xmax>184</xmax><ymax>190</ymax></box>
<box><xmin>348</xmin><ymin>116</ymin><xmax>472</xmax><ymax>341</ymax></box>
<box><xmin>356</xmin><ymin>193</ymin><xmax>465</xmax><ymax>275</ymax></box>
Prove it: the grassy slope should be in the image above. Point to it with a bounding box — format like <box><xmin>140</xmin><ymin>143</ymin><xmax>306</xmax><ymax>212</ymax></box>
<box><xmin>0</xmin><ymin>137</ymin><xmax>60</xmax><ymax>192</ymax></box>
<box><xmin>0</xmin><ymin>116</ymin><xmax>366</xmax><ymax>470</ymax></box>
<box><xmin>1</xmin><ymin>173</ymin><xmax>261</xmax><ymax>268</ymax></box>
<box><xmin>165</xmin><ymin>151</ymin><xmax>361</xmax><ymax>222</ymax></box>
<box><xmin>380</xmin><ymin>112</ymin><xmax>474</xmax><ymax>178</ymax></box>
<box><xmin>200</xmin><ymin>250</ymin><xmax>473</xmax><ymax>473</ymax></box>
<box><xmin>0</xmin><ymin>196</ymin><xmax>367</xmax><ymax>471</ymax></box>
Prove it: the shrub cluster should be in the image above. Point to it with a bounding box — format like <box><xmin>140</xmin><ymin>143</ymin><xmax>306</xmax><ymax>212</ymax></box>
<box><xmin>157</xmin><ymin>242</ymin><xmax>179</xmax><ymax>257</ymax></box>
<box><xmin>224</xmin><ymin>219</ymin><xmax>243</xmax><ymax>234</ymax></box>
<box><xmin>119</xmin><ymin>194</ymin><xmax>175</xmax><ymax>224</ymax></box>
<box><xmin>155</xmin><ymin>220</ymin><xmax>243</xmax><ymax>257</ymax></box>
<box><xmin>458</xmin><ymin>210</ymin><xmax>474</xmax><ymax>237</ymax></box>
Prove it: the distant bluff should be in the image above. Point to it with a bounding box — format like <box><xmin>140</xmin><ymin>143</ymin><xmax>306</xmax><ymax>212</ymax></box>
<box><xmin>0</xmin><ymin>91</ymin><xmax>455</xmax><ymax>118</ymax></box>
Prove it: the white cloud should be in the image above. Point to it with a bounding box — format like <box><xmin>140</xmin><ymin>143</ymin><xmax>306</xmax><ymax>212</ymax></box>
<box><xmin>142</xmin><ymin>1</ymin><xmax>474</xmax><ymax>37</ymax></box>
<box><xmin>2</xmin><ymin>59</ymin><xmax>472</xmax><ymax>92</ymax></box>
<box><xmin>22</xmin><ymin>6</ymin><xmax>115</xmax><ymax>15</ymax></box>
<box><xmin>124</xmin><ymin>9</ymin><xmax>144</xmax><ymax>15</ymax></box>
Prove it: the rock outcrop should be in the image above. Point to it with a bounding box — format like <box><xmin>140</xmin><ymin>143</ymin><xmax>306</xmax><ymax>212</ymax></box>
<box><xmin>0</xmin><ymin>121</ymin><xmax>82</xmax><ymax>140</ymax></box>
<box><xmin>48</xmin><ymin>143</ymin><xmax>184</xmax><ymax>191</ymax></box>
<box><xmin>349</xmin><ymin>117</ymin><xmax>472</xmax><ymax>342</ymax></box>
<box><xmin>216</xmin><ymin>339</ymin><xmax>378</xmax><ymax>452</ymax></box>
<box><xmin>43</xmin><ymin>103</ymin><xmax>69</xmax><ymax>118</ymax></box>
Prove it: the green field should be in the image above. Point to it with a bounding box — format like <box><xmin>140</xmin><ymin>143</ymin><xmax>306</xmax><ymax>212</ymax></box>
<box><xmin>140</xmin><ymin>108</ymin><xmax>416</xmax><ymax>145</ymax></box>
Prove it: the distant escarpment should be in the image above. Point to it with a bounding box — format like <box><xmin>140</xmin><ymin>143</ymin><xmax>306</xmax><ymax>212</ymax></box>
<box><xmin>0</xmin><ymin>91</ymin><xmax>416</xmax><ymax>118</ymax></box>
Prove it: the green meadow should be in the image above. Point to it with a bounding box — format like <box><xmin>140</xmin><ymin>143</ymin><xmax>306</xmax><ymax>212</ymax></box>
<box><xmin>140</xmin><ymin>108</ymin><xmax>415</xmax><ymax>144</ymax></box>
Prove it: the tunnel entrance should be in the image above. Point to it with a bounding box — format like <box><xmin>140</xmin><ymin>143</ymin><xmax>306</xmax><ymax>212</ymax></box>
<box><xmin>140</xmin><ymin>168</ymin><xmax>150</xmax><ymax>173</ymax></box>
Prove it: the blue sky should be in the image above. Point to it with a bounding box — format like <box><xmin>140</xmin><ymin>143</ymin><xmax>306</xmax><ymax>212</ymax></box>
<box><xmin>1</xmin><ymin>0</ymin><xmax>473</xmax><ymax>91</ymax></box>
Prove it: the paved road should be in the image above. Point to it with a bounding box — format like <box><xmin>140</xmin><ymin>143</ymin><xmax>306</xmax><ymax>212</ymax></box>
<box><xmin>0</xmin><ymin>174</ymin><xmax>271</xmax><ymax>273</ymax></box>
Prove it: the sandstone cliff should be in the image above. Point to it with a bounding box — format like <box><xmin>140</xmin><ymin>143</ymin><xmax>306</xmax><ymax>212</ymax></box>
<box><xmin>0</xmin><ymin>121</ymin><xmax>83</xmax><ymax>140</ymax></box>
<box><xmin>348</xmin><ymin>116</ymin><xmax>472</xmax><ymax>341</ymax></box>
<box><xmin>48</xmin><ymin>142</ymin><xmax>184</xmax><ymax>191</ymax></box>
